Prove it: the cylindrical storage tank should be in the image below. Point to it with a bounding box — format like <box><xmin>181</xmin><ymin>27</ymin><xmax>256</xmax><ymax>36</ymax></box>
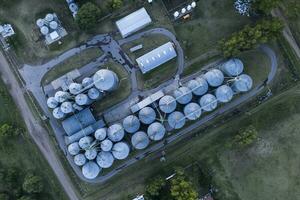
<box><xmin>79</xmin><ymin>136</ymin><xmax>93</xmax><ymax>149</ymax></box>
<box><xmin>174</xmin><ymin>11</ymin><xmax>180</xmax><ymax>18</ymax></box>
<box><xmin>93</xmin><ymin>69</ymin><xmax>119</xmax><ymax>91</ymax></box>
<box><xmin>159</xmin><ymin>95</ymin><xmax>177</xmax><ymax>114</ymax></box>
<box><xmin>131</xmin><ymin>131</ymin><xmax>149</xmax><ymax>150</ymax></box>
<box><xmin>187</xmin><ymin>78</ymin><xmax>208</xmax><ymax>96</ymax></box>
<box><xmin>96</xmin><ymin>151</ymin><xmax>114</xmax><ymax>169</ymax></box>
<box><xmin>187</xmin><ymin>5</ymin><xmax>192</xmax><ymax>11</ymax></box>
<box><xmin>138</xmin><ymin>107</ymin><xmax>156</xmax><ymax>125</ymax></box>
<box><xmin>68</xmin><ymin>142</ymin><xmax>80</xmax><ymax>156</ymax></box>
<box><xmin>168</xmin><ymin>111</ymin><xmax>186</xmax><ymax>130</ymax></box>
<box><xmin>85</xmin><ymin>149</ymin><xmax>97</xmax><ymax>160</ymax></box>
<box><xmin>107</xmin><ymin>124</ymin><xmax>125</xmax><ymax>142</ymax></box>
<box><xmin>112</xmin><ymin>142</ymin><xmax>130</xmax><ymax>160</ymax></box>
<box><xmin>69</xmin><ymin>83</ymin><xmax>82</xmax><ymax>95</ymax></box>
<box><xmin>181</xmin><ymin>8</ymin><xmax>186</xmax><ymax>14</ymax></box>
<box><xmin>72</xmin><ymin>103</ymin><xmax>83</xmax><ymax>111</ymax></box>
<box><xmin>53</xmin><ymin>107</ymin><xmax>65</xmax><ymax>119</ymax></box>
<box><xmin>40</xmin><ymin>26</ymin><xmax>49</xmax><ymax>35</ymax></box>
<box><xmin>215</xmin><ymin>85</ymin><xmax>234</xmax><ymax>103</ymax></box>
<box><xmin>47</xmin><ymin>97</ymin><xmax>59</xmax><ymax>109</ymax></box>
<box><xmin>200</xmin><ymin>94</ymin><xmax>218</xmax><ymax>112</ymax></box>
<box><xmin>69</xmin><ymin>3</ymin><xmax>79</xmax><ymax>12</ymax></box>
<box><xmin>36</xmin><ymin>19</ymin><xmax>44</xmax><ymax>27</ymax></box>
<box><xmin>82</xmin><ymin>161</ymin><xmax>101</xmax><ymax>180</ymax></box>
<box><xmin>94</xmin><ymin>128</ymin><xmax>107</xmax><ymax>141</ymax></box>
<box><xmin>184</xmin><ymin>103</ymin><xmax>201</xmax><ymax>120</ymax></box>
<box><xmin>82</xmin><ymin>77</ymin><xmax>94</xmax><ymax>88</ymax></box>
<box><xmin>54</xmin><ymin>91</ymin><xmax>70</xmax><ymax>103</ymax></box>
<box><xmin>74</xmin><ymin>154</ymin><xmax>86</xmax><ymax>166</ymax></box>
<box><xmin>191</xmin><ymin>1</ymin><xmax>196</xmax><ymax>8</ymax></box>
<box><xmin>204</xmin><ymin>69</ymin><xmax>224</xmax><ymax>87</ymax></box>
<box><xmin>101</xmin><ymin>139</ymin><xmax>113</xmax><ymax>152</ymax></box>
<box><xmin>49</xmin><ymin>21</ymin><xmax>58</xmax><ymax>30</ymax></box>
<box><xmin>75</xmin><ymin>93</ymin><xmax>92</xmax><ymax>106</ymax></box>
<box><xmin>173</xmin><ymin>87</ymin><xmax>193</xmax><ymax>105</ymax></box>
<box><xmin>45</xmin><ymin>13</ymin><xmax>54</xmax><ymax>22</ymax></box>
<box><xmin>221</xmin><ymin>58</ymin><xmax>244</xmax><ymax>77</ymax></box>
<box><xmin>60</xmin><ymin>101</ymin><xmax>74</xmax><ymax>114</ymax></box>
<box><xmin>122</xmin><ymin>115</ymin><xmax>140</xmax><ymax>133</ymax></box>
<box><xmin>232</xmin><ymin>74</ymin><xmax>253</xmax><ymax>92</ymax></box>
<box><xmin>147</xmin><ymin>122</ymin><xmax>166</xmax><ymax>141</ymax></box>
<box><xmin>88</xmin><ymin>88</ymin><xmax>102</xmax><ymax>100</ymax></box>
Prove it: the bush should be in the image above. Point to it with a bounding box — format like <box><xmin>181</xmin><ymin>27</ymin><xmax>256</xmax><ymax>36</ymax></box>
<box><xmin>233</xmin><ymin>125</ymin><xmax>258</xmax><ymax>147</ymax></box>
<box><xmin>22</xmin><ymin>174</ymin><xmax>43</xmax><ymax>194</ymax></box>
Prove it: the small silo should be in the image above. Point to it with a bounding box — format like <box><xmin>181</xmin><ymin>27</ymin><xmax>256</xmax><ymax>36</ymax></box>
<box><xmin>221</xmin><ymin>58</ymin><xmax>244</xmax><ymax>77</ymax></box>
<box><xmin>54</xmin><ymin>91</ymin><xmax>70</xmax><ymax>103</ymax></box>
<box><xmin>187</xmin><ymin>78</ymin><xmax>208</xmax><ymax>96</ymax></box>
<box><xmin>45</xmin><ymin>13</ymin><xmax>54</xmax><ymax>22</ymax></box>
<box><xmin>123</xmin><ymin>115</ymin><xmax>140</xmax><ymax>133</ymax></box>
<box><xmin>101</xmin><ymin>139</ymin><xmax>113</xmax><ymax>152</ymax></box>
<box><xmin>167</xmin><ymin>111</ymin><xmax>186</xmax><ymax>130</ymax></box>
<box><xmin>94</xmin><ymin>128</ymin><xmax>107</xmax><ymax>141</ymax></box>
<box><xmin>159</xmin><ymin>95</ymin><xmax>177</xmax><ymax>114</ymax></box>
<box><xmin>112</xmin><ymin>142</ymin><xmax>130</xmax><ymax>160</ymax></box>
<box><xmin>60</xmin><ymin>101</ymin><xmax>74</xmax><ymax>114</ymax></box>
<box><xmin>184</xmin><ymin>103</ymin><xmax>201</xmax><ymax>120</ymax></box>
<box><xmin>107</xmin><ymin>124</ymin><xmax>125</xmax><ymax>142</ymax></box>
<box><xmin>85</xmin><ymin>149</ymin><xmax>97</xmax><ymax>160</ymax></box>
<box><xmin>40</xmin><ymin>26</ymin><xmax>49</xmax><ymax>35</ymax></box>
<box><xmin>199</xmin><ymin>94</ymin><xmax>218</xmax><ymax>112</ymax></box>
<box><xmin>68</xmin><ymin>142</ymin><xmax>80</xmax><ymax>156</ymax></box>
<box><xmin>47</xmin><ymin>97</ymin><xmax>59</xmax><ymax>109</ymax></box>
<box><xmin>75</xmin><ymin>93</ymin><xmax>92</xmax><ymax>106</ymax></box>
<box><xmin>131</xmin><ymin>131</ymin><xmax>150</xmax><ymax>150</ymax></box>
<box><xmin>174</xmin><ymin>11</ymin><xmax>179</xmax><ymax>18</ymax></box>
<box><xmin>147</xmin><ymin>122</ymin><xmax>166</xmax><ymax>141</ymax></box>
<box><xmin>215</xmin><ymin>85</ymin><xmax>234</xmax><ymax>103</ymax></box>
<box><xmin>79</xmin><ymin>136</ymin><xmax>93</xmax><ymax>149</ymax></box>
<box><xmin>138</xmin><ymin>107</ymin><xmax>156</xmax><ymax>125</ymax></box>
<box><xmin>204</xmin><ymin>69</ymin><xmax>224</xmax><ymax>87</ymax></box>
<box><xmin>69</xmin><ymin>83</ymin><xmax>82</xmax><ymax>95</ymax></box>
<box><xmin>96</xmin><ymin>151</ymin><xmax>114</xmax><ymax>169</ymax></box>
<box><xmin>69</xmin><ymin>3</ymin><xmax>79</xmax><ymax>13</ymax></box>
<box><xmin>82</xmin><ymin>161</ymin><xmax>101</xmax><ymax>180</ymax></box>
<box><xmin>173</xmin><ymin>87</ymin><xmax>193</xmax><ymax>105</ymax></box>
<box><xmin>49</xmin><ymin>21</ymin><xmax>58</xmax><ymax>30</ymax></box>
<box><xmin>82</xmin><ymin>77</ymin><xmax>94</xmax><ymax>89</ymax></box>
<box><xmin>88</xmin><ymin>88</ymin><xmax>102</xmax><ymax>100</ymax></box>
<box><xmin>36</xmin><ymin>19</ymin><xmax>44</xmax><ymax>27</ymax></box>
<box><xmin>93</xmin><ymin>69</ymin><xmax>119</xmax><ymax>92</ymax></box>
<box><xmin>232</xmin><ymin>74</ymin><xmax>253</xmax><ymax>93</ymax></box>
<box><xmin>74</xmin><ymin>154</ymin><xmax>87</xmax><ymax>167</ymax></box>
<box><xmin>187</xmin><ymin>5</ymin><xmax>192</xmax><ymax>11</ymax></box>
<box><xmin>191</xmin><ymin>1</ymin><xmax>196</xmax><ymax>8</ymax></box>
<box><xmin>52</xmin><ymin>107</ymin><xmax>65</xmax><ymax>119</ymax></box>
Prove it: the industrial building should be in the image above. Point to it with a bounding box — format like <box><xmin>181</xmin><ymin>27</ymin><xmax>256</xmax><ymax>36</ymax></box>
<box><xmin>0</xmin><ymin>24</ymin><xmax>15</xmax><ymax>38</ymax></box>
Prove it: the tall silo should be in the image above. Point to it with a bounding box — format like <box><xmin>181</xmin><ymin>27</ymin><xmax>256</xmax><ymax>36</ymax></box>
<box><xmin>82</xmin><ymin>161</ymin><xmax>101</xmax><ymax>180</ymax></box>
<box><xmin>138</xmin><ymin>107</ymin><xmax>156</xmax><ymax>125</ymax></box>
<box><xmin>159</xmin><ymin>95</ymin><xmax>177</xmax><ymax>114</ymax></box>
<box><xmin>204</xmin><ymin>69</ymin><xmax>224</xmax><ymax>87</ymax></box>
<box><xmin>101</xmin><ymin>139</ymin><xmax>113</xmax><ymax>152</ymax></box>
<box><xmin>68</xmin><ymin>142</ymin><xmax>80</xmax><ymax>156</ymax></box>
<box><xmin>52</xmin><ymin>107</ymin><xmax>65</xmax><ymax>119</ymax></box>
<box><xmin>96</xmin><ymin>151</ymin><xmax>114</xmax><ymax>169</ymax></box>
<box><xmin>112</xmin><ymin>142</ymin><xmax>130</xmax><ymax>160</ymax></box>
<box><xmin>184</xmin><ymin>103</ymin><xmax>201</xmax><ymax>120</ymax></box>
<box><xmin>47</xmin><ymin>97</ymin><xmax>59</xmax><ymax>109</ymax></box>
<box><xmin>60</xmin><ymin>101</ymin><xmax>74</xmax><ymax>114</ymax></box>
<box><xmin>167</xmin><ymin>111</ymin><xmax>186</xmax><ymax>130</ymax></box>
<box><xmin>147</xmin><ymin>122</ymin><xmax>166</xmax><ymax>141</ymax></box>
<box><xmin>49</xmin><ymin>21</ymin><xmax>58</xmax><ymax>30</ymax></box>
<box><xmin>69</xmin><ymin>83</ymin><xmax>82</xmax><ymax>95</ymax></box>
<box><xmin>88</xmin><ymin>88</ymin><xmax>103</xmax><ymax>100</ymax></box>
<box><xmin>123</xmin><ymin>115</ymin><xmax>140</xmax><ymax>133</ymax></box>
<box><xmin>74</xmin><ymin>154</ymin><xmax>87</xmax><ymax>166</ymax></box>
<box><xmin>85</xmin><ymin>148</ymin><xmax>97</xmax><ymax>160</ymax></box>
<box><xmin>40</xmin><ymin>26</ymin><xmax>49</xmax><ymax>35</ymax></box>
<box><xmin>221</xmin><ymin>58</ymin><xmax>244</xmax><ymax>77</ymax></box>
<box><xmin>45</xmin><ymin>13</ymin><xmax>54</xmax><ymax>22</ymax></box>
<box><xmin>173</xmin><ymin>87</ymin><xmax>193</xmax><ymax>105</ymax></box>
<box><xmin>232</xmin><ymin>74</ymin><xmax>253</xmax><ymax>92</ymax></box>
<box><xmin>131</xmin><ymin>131</ymin><xmax>150</xmax><ymax>150</ymax></box>
<box><xmin>54</xmin><ymin>91</ymin><xmax>70</xmax><ymax>103</ymax></box>
<box><xmin>107</xmin><ymin>124</ymin><xmax>125</xmax><ymax>142</ymax></box>
<box><xmin>75</xmin><ymin>93</ymin><xmax>92</xmax><ymax>106</ymax></box>
<box><xmin>215</xmin><ymin>85</ymin><xmax>234</xmax><ymax>103</ymax></box>
<box><xmin>187</xmin><ymin>78</ymin><xmax>208</xmax><ymax>96</ymax></box>
<box><xmin>82</xmin><ymin>77</ymin><xmax>94</xmax><ymax>89</ymax></box>
<box><xmin>79</xmin><ymin>136</ymin><xmax>93</xmax><ymax>149</ymax></box>
<box><xmin>93</xmin><ymin>69</ymin><xmax>119</xmax><ymax>91</ymax></box>
<box><xmin>199</xmin><ymin>94</ymin><xmax>218</xmax><ymax>112</ymax></box>
<box><xmin>94</xmin><ymin>128</ymin><xmax>107</xmax><ymax>141</ymax></box>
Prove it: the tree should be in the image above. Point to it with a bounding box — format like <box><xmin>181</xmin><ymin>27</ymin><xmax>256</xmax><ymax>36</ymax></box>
<box><xmin>145</xmin><ymin>176</ymin><xmax>166</xmax><ymax>198</ymax></box>
<box><xmin>107</xmin><ymin>0</ymin><xmax>123</xmax><ymax>11</ymax></box>
<box><xmin>76</xmin><ymin>2</ymin><xmax>102</xmax><ymax>30</ymax></box>
<box><xmin>22</xmin><ymin>174</ymin><xmax>43</xmax><ymax>194</ymax></box>
<box><xmin>252</xmin><ymin>0</ymin><xmax>282</xmax><ymax>14</ymax></box>
<box><xmin>0</xmin><ymin>124</ymin><xmax>16</xmax><ymax>139</ymax></box>
<box><xmin>233</xmin><ymin>125</ymin><xmax>258</xmax><ymax>147</ymax></box>
<box><xmin>0</xmin><ymin>193</ymin><xmax>9</xmax><ymax>200</ymax></box>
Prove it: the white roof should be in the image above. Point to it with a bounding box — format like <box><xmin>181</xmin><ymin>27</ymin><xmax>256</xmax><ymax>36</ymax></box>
<box><xmin>82</xmin><ymin>161</ymin><xmax>101</xmax><ymax>179</ymax></box>
<box><xmin>116</xmin><ymin>7</ymin><xmax>152</xmax><ymax>38</ymax></box>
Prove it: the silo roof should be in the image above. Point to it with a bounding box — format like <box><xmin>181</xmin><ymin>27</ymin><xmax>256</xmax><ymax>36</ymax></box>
<box><xmin>54</xmin><ymin>91</ymin><xmax>70</xmax><ymax>103</ymax></box>
<box><xmin>74</xmin><ymin>154</ymin><xmax>87</xmax><ymax>166</ymax></box>
<box><xmin>53</xmin><ymin>107</ymin><xmax>65</xmax><ymax>119</ymax></box>
<box><xmin>96</xmin><ymin>151</ymin><xmax>114</xmax><ymax>168</ymax></box>
<box><xmin>187</xmin><ymin>78</ymin><xmax>208</xmax><ymax>96</ymax></box>
<box><xmin>82</xmin><ymin>77</ymin><xmax>94</xmax><ymax>88</ymax></box>
<box><xmin>60</xmin><ymin>101</ymin><xmax>73</xmax><ymax>114</ymax></box>
<box><xmin>79</xmin><ymin>136</ymin><xmax>93</xmax><ymax>149</ymax></box>
<box><xmin>147</xmin><ymin>122</ymin><xmax>166</xmax><ymax>141</ymax></box>
<box><xmin>168</xmin><ymin>111</ymin><xmax>186</xmax><ymax>129</ymax></box>
<box><xmin>123</xmin><ymin>115</ymin><xmax>141</xmax><ymax>133</ymax></box>
<box><xmin>75</xmin><ymin>94</ymin><xmax>90</xmax><ymax>106</ymax></box>
<box><xmin>93</xmin><ymin>69</ymin><xmax>118</xmax><ymax>91</ymax></box>
<box><xmin>68</xmin><ymin>142</ymin><xmax>80</xmax><ymax>156</ymax></box>
<box><xmin>221</xmin><ymin>58</ymin><xmax>244</xmax><ymax>76</ymax></box>
<box><xmin>47</xmin><ymin>97</ymin><xmax>58</xmax><ymax>109</ymax></box>
<box><xmin>85</xmin><ymin>149</ymin><xmax>97</xmax><ymax>160</ymax></box>
<box><xmin>184</xmin><ymin>103</ymin><xmax>202</xmax><ymax>120</ymax></box>
<box><xmin>82</xmin><ymin>161</ymin><xmax>101</xmax><ymax>180</ymax></box>
<box><xmin>138</xmin><ymin>107</ymin><xmax>156</xmax><ymax>124</ymax></box>
<box><xmin>215</xmin><ymin>85</ymin><xmax>234</xmax><ymax>103</ymax></box>
<box><xmin>233</xmin><ymin>74</ymin><xmax>253</xmax><ymax>92</ymax></box>
<box><xmin>112</xmin><ymin>142</ymin><xmax>130</xmax><ymax>160</ymax></box>
<box><xmin>88</xmin><ymin>88</ymin><xmax>102</xmax><ymax>100</ymax></box>
<box><xmin>200</xmin><ymin>94</ymin><xmax>218</xmax><ymax>112</ymax></box>
<box><xmin>159</xmin><ymin>95</ymin><xmax>177</xmax><ymax>113</ymax></box>
<box><xmin>204</xmin><ymin>69</ymin><xmax>224</xmax><ymax>87</ymax></box>
<box><xmin>131</xmin><ymin>131</ymin><xmax>150</xmax><ymax>150</ymax></box>
<box><xmin>94</xmin><ymin>128</ymin><xmax>107</xmax><ymax>141</ymax></box>
<box><xmin>107</xmin><ymin>124</ymin><xmax>125</xmax><ymax>142</ymax></box>
<box><xmin>69</xmin><ymin>83</ymin><xmax>82</xmax><ymax>95</ymax></box>
<box><xmin>101</xmin><ymin>139</ymin><xmax>113</xmax><ymax>152</ymax></box>
<box><xmin>173</xmin><ymin>86</ymin><xmax>193</xmax><ymax>104</ymax></box>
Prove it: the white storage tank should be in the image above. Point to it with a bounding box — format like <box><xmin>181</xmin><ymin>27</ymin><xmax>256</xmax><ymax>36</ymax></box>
<box><xmin>159</xmin><ymin>95</ymin><xmax>177</xmax><ymax>114</ymax></box>
<box><xmin>68</xmin><ymin>142</ymin><xmax>80</xmax><ymax>156</ymax></box>
<box><xmin>79</xmin><ymin>136</ymin><xmax>93</xmax><ymax>149</ymax></box>
<box><xmin>36</xmin><ymin>19</ymin><xmax>44</xmax><ymax>27</ymax></box>
<box><xmin>138</xmin><ymin>107</ymin><xmax>156</xmax><ymax>125</ymax></box>
<box><xmin>131</xmin><ymin>131</ymin><xmax>150</xmax><ymax>150</ymax></box>
<box><xmin>107</xmin><ymin>124</ymin><xmax>125</xmax><ymax>142</ymax></box>
<box><xmin>53</xmin><ymin>107</ymin><xmax>65</xmax><ymax>119</ymax></box>
<box><xmin>47</xmin><ymin>97</ymin><xmax>59</xmax><ymax>109</ymax></box>
<box><xmin>40</xmin><ymin>26</ymin><xmax>49</xmax><ymax>35</ymax></box>
<box><xmin>215</xmin><ymin>85</ymin><xmax>234</xmax><ymax>103</ymax></box>
<box><xmin>54</xmin><ymin>91</ymin><xmax>70</xmax><ymax>103</ymax></box>
<box><xmin>204</xmin><ymin>69</ymin><xmax>224</xmax><ymax>87</ymax></box>
<box><xmin>167</xmin><ymin>111</ymin><xmax>186</xmax><ymax>130</ymax></box>
<box><xmin>74</xmin><ymin>154</ymin><xmax>87</xmax><ymax>166</ymax></box>
<box><xmin>60</xmin><ymin>101</ymin><xmax>74</xmax><ymax>114</ymax></box>
<box><xmin>96</xmin><ymin>151</ymin><xmax>114</xmax><ymax>169</ymax></box>
<box><xmin>184</xmin><ymin>103</ymin><xmax>202</xmax><ymax>120</ymax></box>
<box><xmin>123</xmin><ymin>115</ymin><xmax>140</xmax><ymax>133</ymax></box>
<box><xmin>49</xmin><ymin>21</ymin><xmax>58</xmax><ymax>30</ymax></box>
<box><xmin>101</xmin><ymin>139</ymin><xmax>113</xmax><ymax>152</ymax></box>
<box><xmin>199</xmin><ymin>94</ymin><xmax>218</xmax><ymax>112</ymax></box>
<box><xmin>187</xmin><ymin>78</ymin><xmax>208</xmax><ymax>96</ymax></box>
<box><xmin>69</xmin><ymin>83</ymin><xmax>82</xmax><ymax>95</ymax></box>
<box><xmin>94</xmin><ymin>128</ymin><xmax>107</xmax><ymax>141</ymax></box>
<box><xmin>173</xmin><ymin>87</ymin><xmax>193</xmax><ymax>105</ymax></box>
<box><xmin>45</xmin><ymin>13</ymin><xmax>54</xmax><ymax>22</ymax></box>
<box><xmin>221</xmin><ymin>58</ymin><xmax>244</xmax><ymax>77</ymax></box>
<box><xmin>82</xmin><ymin>77</ymin><xmax>94</xmax><ymax>88</ymax></box>
<box><xmin>85</xmin><ymin>149</ymin><xmax>97</xmax><ymax>160</ymax></box>
<box><xmin>147</xmin><ymin>122</ymin><xmax>166</xmax><ymax>141</ymax></box>
<box><xmin>93</xmin><ymin>69</ymin><xmax>119</xmax><ymax>91</ymax></box>
<box><xmin>232</xmin><ymin>74</ymin><xmax>253</xmax><ymax>92</ymax></box>
<box><xmin>82</xmin><ymin>161</ymin><xmax>101</xmax><ymax>180</ymax></box>
<box><xmin>75</xmin><ymin>93</ymin><xmax>92</xmax><ymax>106</ymax></box>
<box><xmin>88</xmin><ymin>88</ymin><xmax>102</xmax><ymax>100</ymax></box>
<box><xmin>112</xmin><ymin>142</ymin><xmax>130</xmax><ymax>160</ymax></box>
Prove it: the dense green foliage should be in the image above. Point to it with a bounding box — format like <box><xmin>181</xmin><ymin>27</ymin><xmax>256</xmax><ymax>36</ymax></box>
<box><xmin>107</xmin><ymin>0</ymin><xmax>123</xmax><ymax>11</ymax></box>
<box><xmin>76</xmin><ymin>2</ymin><xmax>102</xmax><ymax>30</ymax></box>
<box><xmin>252</xmin><ymin>0</ymin><xmax>282</xmax><ymax>14</ymax></box>
<box><xmin>145</xmin><ymin>176</ymin><xmax>166</xmax><ymax>197</ymax></box>
<box><xmin>22</xmin><ymin>174</ymin><xmax>44</xmax><ymax>194</ymax></box>
<box><xmin>233</xmin><ymin>125</ymin><xmax>258</xmax><ymax>147</ymax></box>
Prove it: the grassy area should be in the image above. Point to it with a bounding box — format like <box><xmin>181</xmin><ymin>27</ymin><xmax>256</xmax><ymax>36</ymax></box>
<box><xmin>42</xmin><ymin>47</ymin><xmax>102</xmax><ymax>86</ymax></box>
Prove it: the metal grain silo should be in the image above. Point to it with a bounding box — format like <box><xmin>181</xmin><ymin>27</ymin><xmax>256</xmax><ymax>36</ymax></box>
<box><xmin>94</xmin><ymin>128</ymin><xmax>107</xmax><ymax>141</ymax></box>
<box><xmin>167</xmin><ymin>111</ymin><xmax>186</xmax><ymax>129</ymax></box>
<box><xmin>40</xmin><ymin>26</ymin><xmax>49</xmax><ymax>35</ymax></box>
<box><xmin>52</xmin><ymin>107</ymin><xmax>65</xmax><ymax>119</ymax></box>
<box><xmin>173</xmin><ymin>86</ymin><xmax>193</xmax><ymax>105</ymax></box>
<box><xmin>82</xmin><ymin>161</ymin><xmax>101</xmax><ymax>180</ymax></box>
<box><xmin>138</xmin><ymin>107</ymin><xmax>156</xmax><ymax>125</ymax></box>
<box><xmin>147</xmin><ymin>122</ymin><xmax>166</xmax><ymax>141</ymax></box>
<box><xmin>204</xmin><ymin>69</ymin><xmax>224</xmax><ymax>87</ymax></box>
<box><xmin>131</xmin><ymin>131</ymin><xmax>150</xmax><ymax>150</ymax></box>
<box><xmin>45</xmin><ymin>13</ymin><xmax>54</xmax><ymax>22</ymax></box>
<box><xmin>36</xmin><ymin>18</ymin><xmax>44</xmax><ymax>27</ymax></box>
<box><xmin>184</xmin><ymin>103</ymin><xmax>201</xmax><ymax>120</ymax></box>
<box><xmin>215</xmin><ymin>85</ymin><xmax>234</xmax><ymax>103</ymax></box>
<box><xmin>69</xmin><ymin>83</ymin><xmax>82</xmax><ymax>95</ymax></box>
<box><xmin>93</xmin><ymin>69</ymin><xmax>119</xmax><ymax>91</ymax></box>
<box><xmin>232</xmin><ymin>74</ymin><xmax>253</xmax><ymax>92</ymax></box>
<box><xmin>112</xmin><ymin>142</ymin><xmax>130</xmax><ymax>160</ymax></box>
<box><xmin>107</xmin><ymin>123</ymin><xmax>125</xmax><ymax>142</ymax></box>
<box><xmin>49</xmin><ymin>21</ymin><xmax>58</xmax><ymax>30</ymax></box>
<box><xmin>47</xmin><ymin>97</ymin><xmax>59</xmax><ymax>109</ymax></box>
<box><xmin>68</xmin><ymin>142</ymin><xmax>80</xmax><ymax>156</ymax></box>
<box><xmin>187</xmin><ymin>78</ymin><xmax>208</xmax><ymax>96</ymax></box>
<box><xmin>96</xmin><ymin>151</ymin><xmax>114</xmax><ymax>169</ymax></box>
<box><xmin>79</xmin><ymin>136</ymin><xmax>93</xmax><ymax>149</ymax></box>
<box><xmin>74</xmin><ymin>154</ymin><xmax>87</xmax><ymax>166</ymax></box>
<box><xmin>88</xmin><ymin>88</ymin><xmax>103</xmax><ymax>100</ymax></box>
<box><xmin>101</xmin><ymin>139</ymin><xmax>113</xmax><ymax>152</ymax></box>
<box><xmin>199</xmin><ymin>94</ymin><xmax>218</xmax><ymax>112</ymax></box>
<box><xmin>123</xmin><ymin>115</ymin><xmax>140</xmax><ymax>133</ymax></box>
<box><xmin>85</xmin><ymin>148</ymin><xmax>97</xmax><ymax>160</ymax></box>
<box><xmin>75</xmin><ymin>93</ymin><xmax>92</xmax><ymax>106</ymax></box>
<box><xmin>159</xmin><ymin>95</ymin><xmax>177</xmax><ymax>114</ymax></box>
<box><xmin>82</xmin><ymin>77</ymin><xmax>94</xmax><ymax>89</ymax></box>
<box><xmin>54</xmin><ymin>91</ymin><xmax>70</xmax><ymax>103</ymax></box>
<box><xmin>60</xmin><ymin>101</ymin><xmax>74</xmax><ymax>114</ymax></box>
<box><xmin>221</xmin><ymin>58</ymin><xmax>244</xmax><ymax>77</ymax></box>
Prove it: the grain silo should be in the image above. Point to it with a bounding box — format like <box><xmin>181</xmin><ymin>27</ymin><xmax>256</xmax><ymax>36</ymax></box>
<box><xmin>232</xmin><ymin>74</ymin><xmax>253</xmax><ymax>92</ymax></box>
<box><xmin>112</xmin><ymin>142</ymin><xmax>130</xmax><ymax>160</ymax></box>
<box><xmin>131</xmin><ymin>131</ymin><xmax>150</xmax><ymax>150</ymax></box>
<box><xmin>54</xmin><ymin>91</ymin><xmax>70</xmax><ymax>103</ymax></box>
<box><xmin>40</xmin><ymin>26</ymin><xmax>49</xmax><ymax>35</ymax></box>
<box><xmin>191</xmin><ymin>1</ymin><xmax>197</xmax><ymax>8</ymax></box>
<box><xmin>199</xmin><ymin>94</ymin><xmax>218</xmax><ymax>112</ymax></box>
<box><xmin>79</xmin><ymin>136</ymin><xmax>93</xmax><ymax>149</ymax></box>
<box><xmin>221</xmin><ymin>58</ymin><xmax>244</xmax><ymax>77</ymax></box>
<box><xmin>69</xmin><ymin>83</ymin><xmax>82</xmax><ymax>95</ymax></box>
<box><xmin>173</xmin><ymin>87</ymin><xmax>193</xmax><ymax>105</ymax></box>
<box><xmin>75</xmin><ymin>93</ymin><xmax>92</xmax><ymax>106</ymax></box>
<box><xmin>68</xmin><ymin>142</ymin><xmax>80</xmax><ymax>156</ymax></box>
<box><xmin>215</xmin><ymin>85</ymin><xmax>234</xmax><ymax>103</ymax></box>
<box><xmin>96</xmin><ymin>151</ymin><xmax>114</xmax><ymax>169</ymax></box>
<box><xmin>187</xmin><ymin>78</ymin><xmax>208</xmax><ymax>96</ymax></box>
<box><xmin>47</xmin><ymin>97</ymin><xmax>59</xmax><ymax>109</ymax></box>
<box><xmin>174</xmin><ymin>11</ymin><xmax>179</xmax><ymax>18</ymax></box>
<box><xmin>93</xmin><ymin>69</ymin><xmax>119</xmax><ymax>91</ymax></box>
<box><xmin>138</xmin><ymin>107</ymin><xmax>156</xmax><ymax>125</ymax></box>
<box><xmin>167</xmin><ymin>111</ymin><xmax>186</xmax><ymax>130</ymax></box>
<box><xmin>204</xmin><ymin>69</ymin><xmax>224</xmax><ymax>87</ymax></box>
<box><xmin>147</xmin><ymin>122</ymin><xmax>166</xmax><ymax>141</ymax></box>
<box><xmin>184</xmin><ymin>103</ymin><xmax>201</xmax><ymax>120</ymax></box>
<box><xmin>45</xmin><ymin>13</ymin><xmax>54</xmax><ymax>22</ymax></box>
<box><xmin>60</xmin><ymin>101</ymin><xmax>74</xmax><ymax>114</ymax></box>
<box><xmin>123</xmin><ymin>115</ymin><xmax>140</xmax><ymax>133</ymax></box>
<box><xmin>36</xmin><ymin>19</ymin><xmax>44</xmax><ymax>27</ymax></box>
<box><xmin>74</xmin><ymin>154</ymin><xmax>87</xmax><ymax>166</ymax></box>
<box><xmin>159</xmin><ymin>95</ymin><xmax>177</xmax><ymax>114</ymax></box>
<box><xmin>94</xmin><ymin>128</ymin><xmax>107</xmax><ymax>141</ymax></box>
<box><xmin>107</xmin><ymin>124</ymin><xmax>125</xmax><ymax>142</ymax></box>
<box><xmin>82</xmin><ymin>161</ymin><xmax>101</xmax><ymax>180</ymax></box>
<box><xmin>85</xmin><ymin>148</ymin><xmax>97</xmax><ymax>160</ymax></box>
<box><xmin>49</xmin><ymin>21</ymin><xmax>58</xmax><ymax>30</ymax></box>
<box><xmin>88</xmin><ymin>88</ymin><xmax>102</xmax><ymax>100</ymax></box>
<box><xmin>82</xmin><ymin>77</ymin><xmax>94</xmax><ymax>89</ymax></box>
<box><xmin>52</xmin><ymin>107</ymin><xmax>65</xmax><ymax>119</ymax></box>
<box><xmin>101</xmin><ymin>139</ymin><xmax>113</xmax><ymax>152</ymax></box>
